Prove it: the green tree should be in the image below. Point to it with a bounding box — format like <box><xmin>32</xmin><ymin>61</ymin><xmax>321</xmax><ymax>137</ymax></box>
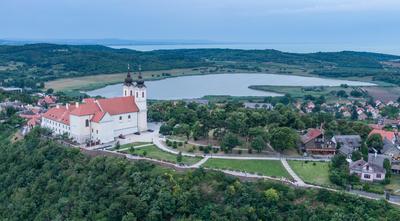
<box><xmin>366</xmin><ymin>134</ymin><xmax>383</xmax><ymax>153</ymax></box>
<box><xmin>221</xmin><ymin>132</ymin><xmax>240</xmax><ymax>152</ymax></box>
<box><xmin>251</xmin><ymin>136</ymin><xmax>266</xmax><ymax>153</ymax></box>
<box><xmin>351</xmin><ymin>150</ymin><xmax>362</xmax><ymax>161</ymax></box>
<box><xmin>177</xmin><ymin>151</ymin><xmax>183</xmax><ymax>163</ymax></box>
<box><xmin>383</xmin><ymin>158</ymin><xmax>392</xmax><ymax>179</ymax></box>
<box><xmin>269</xmin><ymin>127</ymin><xmax>298</xmax><ymax>151</ymax></box>
<box><xmin>264</xmin><ymin>188</ymin><xmax>279</xmax><ymax>202</ymax></box>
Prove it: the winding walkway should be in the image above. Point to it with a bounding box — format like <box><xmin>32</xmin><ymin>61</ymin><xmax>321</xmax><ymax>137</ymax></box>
<box><xmin>281</xmin><ymin>158</ymin><xmax>307</xmax><ymax>187</ymax></box>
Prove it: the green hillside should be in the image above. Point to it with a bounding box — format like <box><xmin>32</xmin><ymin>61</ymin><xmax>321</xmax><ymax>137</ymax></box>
<box><xmin>1</xmin><ymin>44</ymin><xmax>400</xmax><ymax>89</ymax></box>
<box><xmin>0</xmin><ymin>128</ymin><xmax>400</xmax><ymax>220</ymax></box>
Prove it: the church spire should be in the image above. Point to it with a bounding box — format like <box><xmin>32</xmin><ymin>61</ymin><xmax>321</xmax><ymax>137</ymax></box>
<box><xmin>136</xmin><ymin>65</ymin><xmax>145</xmax><ymax>87</ymax></box>
<box><xmin>124</xmin><ymin>64</ymin><xmax>133</xmax><ymax>86</ymax></box>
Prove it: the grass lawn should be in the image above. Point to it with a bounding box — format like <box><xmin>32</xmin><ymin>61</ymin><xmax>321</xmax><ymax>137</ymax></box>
<box><xmin>124</xmin><ymin>145</ymin><xmax>201</xmax><ymax>165</ymax></box>
<box><xmin>288</xmin><ymin>161</ymin><xmax>332</xmax><ymax>186</ymax></box>
<box><xmin>203</xmin><ymin>159</ymin><xmax>291</xmax><ymax>179</ymax></box>
<box><xmin>385</xmin><ymin>175</ymin><xmax>400</xmax><ymax>195</ymax></box>
<box><xmin>112</xmin><ymin>142</ymin><xmax>151</xmax><ymax>150</ymax></box>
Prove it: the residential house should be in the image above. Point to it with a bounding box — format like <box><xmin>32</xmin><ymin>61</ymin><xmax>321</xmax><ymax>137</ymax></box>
<box><xmin>349</xmin><ymin>153</ymin><xmax>389</xmax><ymax>182</ymax></box>
<box><xmin>300</xmin><ymin>128</ymin><xmax>336</xmax><ymax>155</ymax></box>
<box><xmin>332</xmin><ymin>135</ymin><xmax>362</xmax><ymax>158</ymax></box>
<box><xmin>369</xmin><ymin>129</ymin><xmax>397</xmax><ymax>145</ymax></box>
<box><xmin>243</xmin><ymin>102</ymin><xmax>273</xmax><ymax>110</ymax></box>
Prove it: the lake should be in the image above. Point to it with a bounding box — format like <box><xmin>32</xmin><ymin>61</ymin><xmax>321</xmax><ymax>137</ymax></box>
<box><xmin>86</xmin><ymin>73</ymin><xmax>375</xmax><ymax>100</ymax></box>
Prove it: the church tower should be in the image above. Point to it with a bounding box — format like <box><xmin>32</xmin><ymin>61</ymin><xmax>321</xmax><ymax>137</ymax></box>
<box><xmin>134</xmin><ymin>66</ymin><xmax>147</xmax><ymax>131</ymax></box>
<box><xmin>122</xmin><ymin>64</ymin><xmax>147</xmax><ymax>132</ymax></box>
<box><xmin>123</xmin><ymin>64</ymin><xmax>135</xmax><ymax>97</ymax></box>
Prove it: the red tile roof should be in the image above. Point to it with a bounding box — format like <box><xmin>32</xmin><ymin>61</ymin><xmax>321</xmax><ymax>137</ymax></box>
<box><xmin>301</xmin><ymin>128</ymin><xmax>323</xmax><ymax>144</ymax></box>
<box><xmin>91</xmin><ymin>111</ymin><xmax>106</xmax><ymax>123</ymax></box>
<box><xmin>42</xmin><ymin>96</ymin><xmax>139</xmax><ymax>125</ymax></box>
<box><xmin>42</xmin><ymin>106</ymin><xmax>72</xmax><ymax>125</ymax></box>
<box><xmin>97</xmin><ymin>96</ymin><xmax>139</xmax><ymax>115</ymax></box>
<box><xmin>369</xmin><ymin>129</ymin><xmax>396</xmax><ymax>142</ymax></box>
<box><xmin>70</xmin><ymin>102</ymin><xmax>101</xmax><ymax>116</ymax></box>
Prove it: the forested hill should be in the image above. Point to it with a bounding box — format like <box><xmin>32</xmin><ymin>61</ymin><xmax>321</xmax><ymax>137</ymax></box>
<box><xmin>1</xmin><ymin>43</ymin><xmax>400</xmax><ymax>88</ymax></box>
<box><xmin>1</xmin><ymin>128</ymin><xmax>400</xmax><ymax>220</ymax></box>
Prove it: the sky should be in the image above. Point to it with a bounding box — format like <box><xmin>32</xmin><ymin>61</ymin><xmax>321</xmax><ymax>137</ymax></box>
<box><xmin>1</xmin><ymin>0</ymin><xmax>400</xmax><ymax>48</ymax></box>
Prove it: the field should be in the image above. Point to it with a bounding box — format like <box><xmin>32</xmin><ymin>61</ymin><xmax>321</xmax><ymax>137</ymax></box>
<box><xmin>250</xmin><ymin>85</ymin><xmax>371</xmax><ymax>102</ymax></box>
<box><xmin>288</xmin><ymin>160</ymin><xmax>332</xmax><ymax>186</ymax></box>
<box><xmin>364</xmin><ymin>86</ymin><xmax>400</xmax><ymax>102</ymax></box>
<box><xmin>45</xmin><ymin>68</ymin><xmax>205</xmax><ymax>91</ymax></box>
<box><xmin>203</xmin><ymin>158</ymin><xmax>291</xmax><ymax>178</ymax></box>
<box><xmin>123</xmin><ymin>144</ymin><xmax>201</xmax><ymax>165</ymax></box>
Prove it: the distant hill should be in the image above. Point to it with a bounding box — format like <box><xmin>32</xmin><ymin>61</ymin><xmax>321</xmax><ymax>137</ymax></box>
<box><xmin>0</xmin><ymin>43</ymin><xmax>400</xmax><ymax>88</ymax></box>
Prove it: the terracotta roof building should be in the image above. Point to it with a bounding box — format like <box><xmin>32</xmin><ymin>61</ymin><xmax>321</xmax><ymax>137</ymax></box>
<box><xmin>41</xmin><ymin>71</ymin><xmax>148</xmax><ymax>144</ymax></box>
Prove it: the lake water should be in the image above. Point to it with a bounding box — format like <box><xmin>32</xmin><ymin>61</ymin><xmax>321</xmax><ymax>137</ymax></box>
<box><xmin>86</xmin><ymin>73</ymin><xmax>375</xmax><ymax>100</ymax></box>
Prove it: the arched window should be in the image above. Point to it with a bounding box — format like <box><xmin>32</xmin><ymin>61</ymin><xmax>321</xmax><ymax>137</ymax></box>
<box><xmin>85</xmin><ymin>119</ymin><xmax>89</xmax><ymax>127</ymax></box>
<box><xmin>130</xmin><ymin>90</ymin><xmax>133</xmax><ymax>96</ymax></box>
<box><xmin>124</xmin><ymin>90</ymin><xmax>127</xmax><ymax>96</ymax></box>
<box><xmin>142</xmin><ymin>92</ymin><xmax>144</xmax><ymax>98</ymax></box>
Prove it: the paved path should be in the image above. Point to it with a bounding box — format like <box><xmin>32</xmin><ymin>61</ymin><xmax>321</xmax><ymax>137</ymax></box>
<box><xmin>151</xmin><ymin>124</ymin><xmax>196</xmax><ymax>157</ymax></box>
<box><xmin>190</xmin><ymin>156</ymin><xmax>210</xmax><ymax>168</ymax></box>
<box><xmin>281</xmin><ymin>158</ymin><xmax>308</xmax><ymax>187</ymax></box>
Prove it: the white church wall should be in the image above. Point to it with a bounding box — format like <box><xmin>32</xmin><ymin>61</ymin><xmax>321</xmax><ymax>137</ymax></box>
<box><xmin>112</xmin><ymin>112</ymin><xmax>138</xmax><ymax>137</ymax></box>
<box><xmin>91</xmin><ymin>121</ymin><xmax>114</xmax><ymax>144</ymax></box>
<box><xmin>70</xmin><ymin>114</ymin><xmax>92</xmax><ymax>143</ymax></box>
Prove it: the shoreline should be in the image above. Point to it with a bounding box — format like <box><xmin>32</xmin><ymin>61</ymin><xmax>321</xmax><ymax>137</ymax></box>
<box><xmin>46</xmin><ymin>68</ymin><xmax>383</xmax><ymax>94</ymax></box>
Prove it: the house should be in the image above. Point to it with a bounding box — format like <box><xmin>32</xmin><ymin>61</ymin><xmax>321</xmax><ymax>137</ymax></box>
<box><xmin>349</xmin><ymin>153</ymin><xmax>389</xmax><ymax>182</ymax></box>
<box><xmin>37</xmin><ymin>95</ymin><xmax>57</xmax><ymax>107</ymax></box>
<box><xmin>382</xmin><ymin>140</ymin><xmax>400</xmax><ymax>160</ymax></box>
<box><xmin>368</xmin><ymin>129</ymin><xmax>397</xmax><ymax>145</ymax></box>
<box><xmin>42</xmin><ymin>70</ymin><xmax>148</xmax><ymax>145</ymax></box>
<box><xmin>243</xmin><ymin>102</ymin><xmax>273</xmax><ymax>110</ymax></box>
<box><xmin>300</xmin><ymin>128</ymin><xmax>336</xmax><ymax>155</ymax></box>
<box><xmin>332</xmin><ymin>135</ymin><xmax>362</xmax><ymax>158</ymax></box>
<box><xmin>357</xmin><ymin>113</ymin><xmax>368</xmax><ymax>121</ymax></box>
<box><xmin>0</xmin><ymin>86</ymin><xmax>23</xmax><ymax>93</ymax></box>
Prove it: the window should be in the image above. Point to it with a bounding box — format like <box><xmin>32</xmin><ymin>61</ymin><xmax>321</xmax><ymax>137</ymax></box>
<box><xmin>85</xmin><ymin>119</ymin><xmax>89</xmax><ymax>127</ymax></box>
<box><xmin>136</xmin><ymin>92</ymin><xmax>138</xmax><ymax>98</ymax></box>
<box><xmin>128</xmin><ymin>115</ymin><xmax>131</xmax><ymax>119</ymax></box>
<box><xmin>124</xmin><ymin>90</ymin><xmax>127</xmax><ymax>96</ymax></box>
<box><xmin>119</xmin><ymin>116</ymin><xmax>122</xmax><ymax>120</ymax></box>
<box><xmin>377</xmin><ymin>174</ymin><xmax>381</xmax><ymax>178</ymax></box>
<box><xmin>96</xmin><ymin>130</ymin><xmax>98</xmax><ymax>134</ymax></box>
<box><xmin>142</xmin><ymin>91</ymin><xmax>144</xmax><ymax>98</ymax></box>
<box><xmin>363</xmin><ymin>174</ymin><xmax>371</xmax><ymax>179</ymax></box>
<box><xmin>130</xmin><ymin>90</ymin><xmax>133</xmax><ymax>96</ymax></box>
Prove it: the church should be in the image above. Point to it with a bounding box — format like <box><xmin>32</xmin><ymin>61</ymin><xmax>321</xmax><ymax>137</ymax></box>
<box><xmin>41</xmin><ymin>68</ymin><xmax>148</xmax><ymax>145</ymax></box>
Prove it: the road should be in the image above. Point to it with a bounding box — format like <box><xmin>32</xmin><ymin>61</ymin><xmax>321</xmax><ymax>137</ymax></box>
<box><xmin>142</xmin><ymin>123</ymin><xmax>400</xmax><ymax>206</ymax></box>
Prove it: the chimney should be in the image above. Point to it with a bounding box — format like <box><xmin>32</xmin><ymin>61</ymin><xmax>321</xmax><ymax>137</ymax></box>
<box><xmin>75</xmin><ymin>102</ymin><xmax>79</xmax><ymax>108</ymax></box>
<box><xmin>374</xmin><ymin>152</ymin><xmax>377</xmax><ymax>158</ymax></box>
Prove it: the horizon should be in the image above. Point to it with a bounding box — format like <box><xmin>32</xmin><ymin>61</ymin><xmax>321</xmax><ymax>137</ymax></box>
<box><xmin>1</xmin><ymin>0</ymin><xmax>400</xmax><ymax>54</ymax></box>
